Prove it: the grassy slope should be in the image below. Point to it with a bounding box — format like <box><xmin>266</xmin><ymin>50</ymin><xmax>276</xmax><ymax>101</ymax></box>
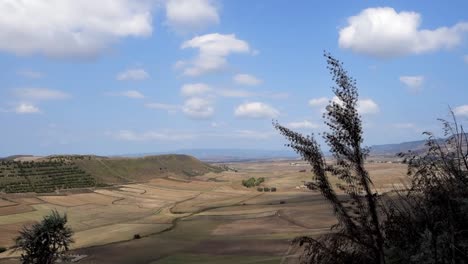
<box><xmin>0</xmin><ymin>155</ymin><xmax>224</xmax><ymax>193</ymax></box>
<box><xmin>74</xmin><ymin>155</ymin><xmax>224</xmax><ymax>184</ymax></box>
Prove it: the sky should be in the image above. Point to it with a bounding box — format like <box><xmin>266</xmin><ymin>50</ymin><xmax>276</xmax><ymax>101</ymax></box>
<box><xmin>0</xmin><ymin>0</ymin><xmax>467</xmax><ymax>156</ymax></box>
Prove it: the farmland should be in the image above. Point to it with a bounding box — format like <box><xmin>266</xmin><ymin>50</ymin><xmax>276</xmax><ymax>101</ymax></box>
<box><xmin>0</xmin><ymin>155</ymin><xmax>223</xmax><ymax>193</ymax></box>
<box><xmin>0</xmin><ymin>158</ymin><xmax>407</xmax><ymax>264</ymax></box>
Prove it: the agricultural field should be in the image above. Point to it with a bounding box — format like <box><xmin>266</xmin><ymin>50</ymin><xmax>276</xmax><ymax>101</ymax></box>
<box><xmin>0</xmin><ymin>158</ymin><xmax>407</xmax><ymax>264</ymax></box>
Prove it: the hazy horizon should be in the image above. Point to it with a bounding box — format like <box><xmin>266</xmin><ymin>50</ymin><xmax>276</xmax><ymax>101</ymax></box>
<box><xmin>1</xmin><ymin>1</ymin><xmax>467</xmax><ymax>157</ymax></box>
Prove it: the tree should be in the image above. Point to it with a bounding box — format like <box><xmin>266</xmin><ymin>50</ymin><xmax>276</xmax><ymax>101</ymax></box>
<box><xmin>13</xmin><ymin>210</ymin><xmax>73</xmax><ymax>264</ymax></box>
<box><xmin>275</xmin><ymin>52</ymin><xmax>385</xmax><ymax>263</ymax></box>
<box><xmin>384</xmin><ymin>114</ymin><xmax>468</xmax><ymax>263</ymax></box>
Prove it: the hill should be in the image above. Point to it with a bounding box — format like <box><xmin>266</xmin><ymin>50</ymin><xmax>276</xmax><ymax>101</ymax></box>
<box><xmin>369</xmin><ymin>139</ymin><xmax>428</xmax><ymax>156</ymax></box>
<box><xmin>0</xmin><ymin>154</ymin><xmax>223</xmax><ymax>193</ymax></box>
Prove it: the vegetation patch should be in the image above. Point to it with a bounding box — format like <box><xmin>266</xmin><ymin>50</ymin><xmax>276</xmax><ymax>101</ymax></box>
<box><xmin>241</xmin><ymin>177</ymin><xmax>264</xmax><ymax>188</ymax></box>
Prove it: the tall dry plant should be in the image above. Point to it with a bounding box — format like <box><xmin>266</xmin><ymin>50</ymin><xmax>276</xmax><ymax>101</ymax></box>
<box><xmin>275</xmin><ymin>52</ymin><xmax>385</xmax><ymax>264</ymax></box>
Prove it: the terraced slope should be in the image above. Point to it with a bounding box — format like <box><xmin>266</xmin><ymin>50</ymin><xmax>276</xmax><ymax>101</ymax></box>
<box><xmin>0</xmin><ymin>160</ymin><xmax>95</xmax><ymax>193</ymax></box>
<box><xmin>0</xmin><ymin>155</ymin><xmax>224</xmax><ymax>193</ymax></box>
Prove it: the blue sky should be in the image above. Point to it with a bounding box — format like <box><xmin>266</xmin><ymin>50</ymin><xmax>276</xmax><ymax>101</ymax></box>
<box><xmin>0</xmin><ymin>0</ymin><xmax>467</xmax><ymax>156</ymax></box>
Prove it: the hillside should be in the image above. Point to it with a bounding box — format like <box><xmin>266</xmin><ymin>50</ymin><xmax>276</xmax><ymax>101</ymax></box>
<box><xmin>0</xmin><ymin>154</ymin><xmax>223</xmax><ymax>193</ymax></box>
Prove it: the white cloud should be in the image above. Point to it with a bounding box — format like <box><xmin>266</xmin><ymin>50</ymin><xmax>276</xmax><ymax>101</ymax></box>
<box><xmin>234</xmin><ymin>102</ymin><xmax>279</xmax><ymax>119</ymax></box>
<box><xmin>339</xmin><ymin>7</ymin><xmax>468</xmax><ymax>58</ymax></box>
<box><xmin>178</xmin><ymin>33</ymin><xmax>251</xmax><ymax>76</ymax></box>
<box><xmin>311</xmin><ymin>96</ymin><xmax>379</xmax><ymax>115</ymax></box>
<box><xmin>217</xmin><ymin>89</ymin><xmax>254</xmax><ymax>98</ymax></box>
<box><xmin>17</xmin><ymin>70</ymin><xmax>43</xmax><ymax>79</ymax></box>
<box><xmin>233</xmin><ymin>74</ymin><xmax>262</xmax><ymax>86</ymax></box>
<box><xmin>309</xmin><ymin>97</ymin><xmax>329</xmax><ymax>107</ymax></box>
<box><xmin>120</xmin><ymin>90</ymin><xmax>145</xmax><ymax>99</ymax></box>
<box><xmin>114</xmin><ymin>130</ymin><xmax>194</xmax><ymax>141</ymax></box>
<box><xmin>357</xmin><ymin>99</ymin><xmax>380</xmax><ymax>115</ymax></box>
<box><xmin>0</xmin><ymin>0</ymin><xmax>153</xmax><ymax>58</ymax></box>
<box><xmin>286</xmin><ymin>120</ymin><xmax>320</xmax><ymax>129</ymax></box>
<box><xmin>165</xmin><ymin>0</ymin><xmax>219</xmax><ymax>33</ymax></box>
<box><xmin>181</xmin><ymin>83</ymin><xmax>212</xmax><ymax>97</ymax></box>
<box><xmin>400</xmin><ymin>75</ymin><xmax>424</xmax><ymax>93</ymax></box>
<box><xmin>117</xmin><ymin>69</ymin><xmax>149</xmax><ymax>81</ymax></box>
<box><xmin>454</xmin><ymin>105</ymin><xmax>468</xmax><ymax>117</ymax></box>
<box><xmin>15</xmin><ymin>88</ymin><xmax>70</xmax><ymax>101</ymax></box>
<box><xmin>15</xmin><ymin>103</ymin><xmax>40</xmax><ymax>114</ymax></box>
<box><xmin>182</xmin><ymin>97</ymin><xmax>214</xmax><ymax>119</ymax></box>
<box><xmin>145</xmin><ymin>103</ymin><xmax>179</xmax><ymax>113</ymax></box>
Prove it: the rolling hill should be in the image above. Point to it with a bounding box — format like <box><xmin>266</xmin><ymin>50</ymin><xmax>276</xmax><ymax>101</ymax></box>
<box><xmin>0</xmin><ymin>154</ymin><xmax>224</xmax><ymax>193</ymax></box>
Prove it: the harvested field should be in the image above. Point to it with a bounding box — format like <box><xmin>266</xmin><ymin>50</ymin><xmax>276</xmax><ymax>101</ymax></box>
<box><xmin>0</xmin><ymin>160</ymin><xmax>408</xmax><ymax>264</ymax></box>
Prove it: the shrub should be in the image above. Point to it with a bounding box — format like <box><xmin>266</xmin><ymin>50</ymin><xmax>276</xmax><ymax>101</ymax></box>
<box><xmin>133</xmin><ymin>234</ymin><xmax>141</xmax><ymax>239</ymax></box>
<box><xmin>0</xmin><ymin>247</ymin><xmax>6</xmax><ymax>253</ymax></box>
<box><xmin>242</xmin><ymin>177</ymin><xmax>265</xmax><ymax>188</ymax></box>
<box><xmin>263</xmin><ymin>187</ymin><xmax>270</xmax><ymax>192</ymax></box>
<box><xmin>257</xmin><ymin>187</ymin><xmax>263</xmax><ymax>192</ymax></box>
<box><xmin>271</xmin><ymin>187</ymin><xmax>277</xmax><ymax>192</ymax></box>
<box><xmin>13</xmin><ymin>210</ymin><xmax>73</xmax><ymax>264</ymax></box>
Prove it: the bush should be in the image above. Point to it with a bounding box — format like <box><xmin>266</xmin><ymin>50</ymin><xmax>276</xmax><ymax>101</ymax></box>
<box><xmin>257</xmin><ymin>187</ymin><xmax>263</xmax><ymax>192</ymax></box>
<box><xmin>133</xmin><ymin>234</ymin><xmax>141</xmax><ymax>239</ymax></box>
<box><xmin>0</xmin><ymin>247</ymin><xmax>6</xmax><ymax>253</ymax></box>
<box><xmin>263</xmin><ymin>187</ymin><xmax>270</xmax><ymax>192</ymax></box>
<box><xmin>13</xmin><ymin>210</ymin><xmax>73</xmax><ymax>264</ymax></box>
<box><xmin>242</xmin><ymin>177</ymin><xmax>265</xmax><ymax>188</ymax></box>
<box><xmin>271</xmin><ymin>187</ymin><xmax>277</xmax><ymax>192</ymax></box>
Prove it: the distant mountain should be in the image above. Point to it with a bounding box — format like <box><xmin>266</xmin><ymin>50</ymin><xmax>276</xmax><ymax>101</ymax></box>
<box><xmin>120</xmin><ymin>149</ymin><xmax>298</xmax><ymax>162</ymax></box>
<box><xmin>369</xmin><ymin>139</ymin><xmax>429</xmax><ymax>156</ymax></box>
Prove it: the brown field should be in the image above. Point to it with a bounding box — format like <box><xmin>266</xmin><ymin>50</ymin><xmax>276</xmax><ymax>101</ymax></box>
<box><xmin>0</xmin><ymin>160</ymin><xmax>407</xmax><ymax>264</ymax></box>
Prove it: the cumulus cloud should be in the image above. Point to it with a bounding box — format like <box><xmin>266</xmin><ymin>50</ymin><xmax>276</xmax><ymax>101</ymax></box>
<box><xmin>165</xmin><ymin>0</ymin><xmax>219</xmax><ymax>33</ymax></box>
<box><xmin>17</xmin><ymin>70</ymin><xmax>43</xmax><ymax>79</ymax></box>
<box><xmin>400</xmin><ymin>75</ymin><xmax>424</xmax><ymax>92</ymax></box>
<box><xmin>308</xmin><ymin>97</ymin><xmax>329</xmax><ymax>107</ymax></box>
<box><xmin>233</xmin><ymin>74</ymin><xmax>262</xmax><ymax>86</ymax></box>
<box><xmin>114</xmin><ymin>130</ymin><xmax>194</xmax><ymax>141</ymax></box>
<box><xmin>178</xmin><ymin>33</ymin><xmax>251</xmax><ymax>76</ymax></box>
<box><xmin>339</xmin><ymin>7</ymin><xmax>468</xmax><ymax>57</ymax></box>
<box><xmin>310</xmin><ymin>96</ymin><xmax>379</xmax><ymax>115</ymax></box>
<box><xmin>454</xmin><ymin>105</ymin><xmax>468</xmax><ymax>117</ymax></box>
<box><xmin>116</xmin><ymin>69</ymin><xmax>149</xmax><ymax>81</ymax></box>
<box><xmin>234</xmin><ymin>102</ymin><xmax>279</xmax><ymax>119</ymax></box>
<box><xmin>15</xmin><ymin>103</ymin><xmax>40</xmax><ymax>114</ymax></box>
<box><xmin>286</xmin><ymin>120</ymin><xmax>320</xmax><ymax>129</ymax></box>
<box><xmin>182</xmin><ymin>97</ymin><xmax>214</xmax><ymax>119</ymax></box>
<box><xmin>357</xmin><ymin>99</ymin><xmax>380</xmax><ymax>114</ymax></box>
<box><xmin>181</xmin><ymin>83</ymin><xmax>212</xmax><ymax>97</ymax></box>
<box><xmin>0</xmin><ymin>0</ymin><xmax>153</xmax><ymax>58</ymax></box>
<box><xmin>15</xmin><ymin>88</ymin><xmax>70</xmax><ymax>101</ymax></box>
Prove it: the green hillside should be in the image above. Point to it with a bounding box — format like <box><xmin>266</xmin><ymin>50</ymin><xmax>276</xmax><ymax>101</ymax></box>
<box><xmin>0</xmin><ymin>154</ymin><xmax>223</xmax><ymax>193</ymax></box>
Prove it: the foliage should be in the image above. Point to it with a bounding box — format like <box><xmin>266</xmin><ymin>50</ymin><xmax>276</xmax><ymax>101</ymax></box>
<box><xmin>384</xmin><ymin>114</ymin><xmax>468</xmax><ymax>263</ymax></box>
<box><xmin>0</xmin><ymin>247</ymin><xmax>6</xmax><ymax>253</ymax></box>
<box><xmin>271</xmin><ymin>187</ymin><xmax>277</xmax><ymax>192</ymax></box>
<box><xmin>242</xmin><ymin>177</ymin><xmax>265</xmax><ymax>188</ymax></box>
<box><xmin>13</xmin><ymin>210</ymin><xmax>73</xmax><ymax>264</ymax></box>
<box><xmin>275</xmin><ymin>52</ymin><xmax>385</xmax><ymax>264</ymax></box>
<box><xmin>276</xmin><ymin>52</ymin><xmax>468</xmax><ymax>264</ymax></box>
